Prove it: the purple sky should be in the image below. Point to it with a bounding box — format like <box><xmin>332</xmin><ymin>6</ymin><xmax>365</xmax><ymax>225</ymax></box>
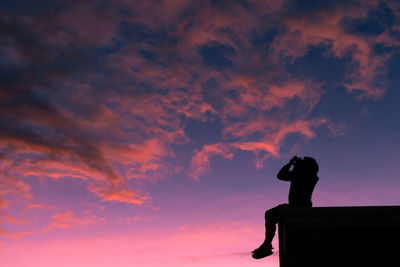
<box><xmin>1</xmin><ymin>1</ymin><xmax>400</xmax><ymax>266</ymax></box>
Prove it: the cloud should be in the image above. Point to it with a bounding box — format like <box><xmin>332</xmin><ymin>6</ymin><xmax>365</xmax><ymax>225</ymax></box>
<box><xmin>0</xmin><ymin>212</ymin><xmax>30</xmax><ymax>237</ymax></box>
<box><xmin>190</xmin><ymin>118</ymin><xmax>326</xmax><ymax>178</ymax></box>
<box><xmin>190</xmin><ymin>144</ymin><xmax>234</xmax><ymax>180</ymax></box>
<box><xmin>0</xmin><ymin>214</ymin><xmax>29</xmax><ymax>225</ymax></box>
<box><xmin>0</xmin><ymin>0</ymin><xmax>399</xmax><ymax>234</ymax></box>
<box><xmin>272</xmin><ymin>0</ymin><xmax>398</xmax><ymax>98</ymax></box>
<box><xmin>42</xmin><ymin>210</ymin><xmax>105</xmax><ymax>232</ymax></box>
<box><xmin>119</xmin><ymin>215</ymin><xmax>153</xmax><ymax>223</ymax></box>
<box><xmin>24</xmin><ymin>203</ymin><xmax>54</xmax><ymax>212</ymax></box>
<box><xmin>89</xmin><ymin>185</ymin><xmax>150</xmax><ymax>205</ymax></box>
<box><xmin>6</xmin><ymin>231</ymin><xmax>34</xmax><ymax>239</ymax></box>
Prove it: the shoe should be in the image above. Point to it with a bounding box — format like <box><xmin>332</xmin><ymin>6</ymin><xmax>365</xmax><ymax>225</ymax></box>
<box><xmin>252</xmin><ymin>244</ymin><xmax>273</xmax><ymax>254</ymax></box>
<box><xmin>252</xmin><ymin>249</ymin><xmax>273</xmax><ymax>259</ymax></box>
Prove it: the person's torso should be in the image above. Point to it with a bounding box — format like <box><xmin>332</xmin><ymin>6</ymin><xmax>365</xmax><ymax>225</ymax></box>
<box><xmin>288</xmin><ymin>170</ymin><xmax>318</xmax><ymax>207</ymax></box>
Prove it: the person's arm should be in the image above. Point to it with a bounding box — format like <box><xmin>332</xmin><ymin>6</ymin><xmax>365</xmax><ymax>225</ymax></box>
<box><xmin>277</xmin><ymin>157</ymin><xmax>297</xmax><ymax>181</ymax></box>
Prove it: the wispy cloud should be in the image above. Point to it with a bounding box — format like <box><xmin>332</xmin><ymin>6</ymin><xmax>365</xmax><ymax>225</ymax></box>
<box><xmin>42</xmin><ymin>210</ymin><xmax>105</xmax><ymax>232</ymax></box>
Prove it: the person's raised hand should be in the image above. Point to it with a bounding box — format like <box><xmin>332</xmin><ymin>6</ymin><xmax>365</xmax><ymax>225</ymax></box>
<box><xmin>289</xmin><ymin>156</ymin><xmax>298</xmax><ymax>165</ymax></box>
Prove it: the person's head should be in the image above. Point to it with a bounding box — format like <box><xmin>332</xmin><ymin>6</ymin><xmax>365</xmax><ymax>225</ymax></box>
<box><xmin>293</xmin><ymin>156</ymin><xmax>318</xmax><ymax>174</ymax></box>
<box><xmin>300</xmin><ymin>156</ymin><xmax>319</xmax><ymax>174</ymax></box>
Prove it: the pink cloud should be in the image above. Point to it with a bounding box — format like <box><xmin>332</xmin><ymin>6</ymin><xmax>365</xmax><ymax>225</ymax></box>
<box><xmin>0</xmin><ymin>198</ymin><xmax>7</xmax><ymax>210</ymax></box>
<box><xmin>222</xmin><ymin>78</ymin><xmax>322</xmax><ymax>132</ymax></box>
<box><xmin>95</xmin><ymin>187</ymin><xmax>149</xmax><ymax>205</ymax></box>
<box><xmin>0</xmin><ymin>213</ymin><xmax>30</xmax><ymax>238</ymax></box>
<box><xmin>104</xmin><ymin>138</ymin><xmax>170</xmax><ymax>179</ymax></box>
<box><xmin>272</xmin><ymin>1</ymin><xmax>393</xmax><ymax>98</ymax></box>
<box><xmin>264</xmin><ymin>80</ymin><xmax>321</xmax><ymax>111</ymax></box>
<box><xmin>0</xmin><ymin>155</ymin><xmax>33</xmax><ymax>224</ymax></box>
<box><xmin>192</xmin><ymin>118</ymin><xmax>326</xmax><ymax>179</ymax></box>
<box><xmin>232</xmin><ymin>118</ymin><xmax>326</xmax><ymax>167</ymax></box>
<box><xmin>6</xmin><ymin>231</ymin><xmax>34</xmax><ymax>239</ymax></box>
<box><xmin>58</xmin><ymin>2</ymin><xmax>119</xmax><ymax>45</ymax></box>
<box><xmin>24</xmin><ymin>203</ymin><xmax>54</xmax><ymax>212</ymax></box>
<box><xmin>42</xmin><ymin>210</ymin><xmax>105</xmax><ymax>232</ymax></box>
<box><xmin>120</xmin><ymin>215</ymin><xmax>153</xmax><ymax>223</ymax></box>
<box><xmin>190</xmin><ymin>144</ymin><xmax>234</xmax><ymax>180</ymax></box>
<box><xmin>0</xmin><ymin>215</ymin><xmax>29</xmax><ymax>225</ymax></box>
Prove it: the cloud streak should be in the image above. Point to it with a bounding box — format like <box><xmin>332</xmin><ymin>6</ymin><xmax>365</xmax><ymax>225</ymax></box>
<box><xmin>42</xmin><ymin>210</ymin><xmax>105</xmax><ymax>232</ymax></box>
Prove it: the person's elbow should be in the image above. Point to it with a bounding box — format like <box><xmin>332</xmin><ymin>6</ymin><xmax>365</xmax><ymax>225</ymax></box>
<box><xmin>277</xmin><ymin>172</ymin><xmax>290</xmax><ymax>181</ymax></box>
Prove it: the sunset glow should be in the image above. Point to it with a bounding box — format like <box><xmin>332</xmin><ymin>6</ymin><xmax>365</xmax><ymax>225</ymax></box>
<box><xmin>1</xmin><ymin>1</ymin><xmax>400</xmax><ymax>266</ymax></box>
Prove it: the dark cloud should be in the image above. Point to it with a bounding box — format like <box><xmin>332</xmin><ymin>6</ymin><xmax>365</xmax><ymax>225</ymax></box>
<box><xmin>342</xmin><ymin>2</ymin><xmax>396</xmax><ymax>36</ymax></box>
<box><xmin>0</xmin><ymin>0</ymin><xmax>66</xmax><ymax>17</ymax></box>
<box><xmin>251</xmin><ymin>28</ymin><xmax>278</xmax><ymax>48</ymax></box>
<box><xmin>202</xmin><ymin>78</ymin><xmax>224</xmax><ymax>110</ymax></box>
<box><xmin>373</xmin><ymin>43</ymin><xmax>395</xmax><ymax>55</ymax></box>
<box><xmin>198</xmin><ymin>41</ymin><xmax>236</xmax><ymax>70</ymax></box>
<box><xmin>220</xmin><ymin>27</ymin><xmax>246</xmax><ymax>52</ymax></box>
<box><xmin>283</xmin><ymin>0</ymin><xmax>355</xmax><ymax>17</ymax></box>
<box><xmin>286</xmin><ymin>44</ymin><xmax>349</xmax><ymax>83</ymax></box>
<box><xmin>118</xmin><ymin>21</ymin><xmax>178</xmax><ymax>46</ymax></box>
<box><xmin>139</xmin><ymin>49</ymin><xmax>157</xmax><ymax>61</ymax></box>
<box><xmin>211</xmin><ymin>0</ymin><xmax>249</xmax><ymax>7</ymax></box>
<box><xmin>119</xmin><ymin>22</ymin><xmax>157</xmax><ymax>44</ymax></box>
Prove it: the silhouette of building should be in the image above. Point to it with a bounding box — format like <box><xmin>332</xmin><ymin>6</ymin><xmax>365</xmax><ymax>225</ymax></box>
<box><xmin>278</xmin><ymin>206</ymin><xmax>400</xmax><ymax>267</ymax></box>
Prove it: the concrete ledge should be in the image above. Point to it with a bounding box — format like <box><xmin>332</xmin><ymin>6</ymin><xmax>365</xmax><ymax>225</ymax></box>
<box><xmin>278</xmin><ymin>206</ymin><xmax>400</xmax><ymax>267</ymax></box>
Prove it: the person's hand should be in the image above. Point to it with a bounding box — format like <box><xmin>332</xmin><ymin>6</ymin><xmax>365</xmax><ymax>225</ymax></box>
<box><xmin>289</xmin><ymin>156</ymin><xmax>299</xmax><ymax>165</ymax></box>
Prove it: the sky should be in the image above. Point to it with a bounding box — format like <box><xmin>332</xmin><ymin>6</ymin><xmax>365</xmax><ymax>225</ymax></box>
<box><xmin>1</xmin><ymin>0</ymin><xmax>400</xmax><ymax>266</ymax></box>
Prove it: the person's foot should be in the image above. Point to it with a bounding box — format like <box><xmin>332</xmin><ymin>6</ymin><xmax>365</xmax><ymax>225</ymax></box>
<box><xmin>251</xmin><ymin>243</ymin><xmax>272</xmax><ymax>254</ymax></box>
<box><xmin>252</xmin><ymin>248</ymin><xmax>273</xmax><ymax>259</ymax></box>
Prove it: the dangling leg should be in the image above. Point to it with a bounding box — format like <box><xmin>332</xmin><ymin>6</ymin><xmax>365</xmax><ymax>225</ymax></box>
<box><xmin>252</xmin><ymin>204</ymin><xmax>287</xmax><ymax>259</ymax></box>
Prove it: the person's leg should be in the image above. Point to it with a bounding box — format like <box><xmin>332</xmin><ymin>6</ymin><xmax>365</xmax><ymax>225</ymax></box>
<box><xmin>264</xmin><ymin>204</ymin><xmax>286</xmax><ymax>245</ymax></box>
<box><xmin>252</xmin><ymin>204</ymin><xmax>288</xmax><ymax>256</ymax></box>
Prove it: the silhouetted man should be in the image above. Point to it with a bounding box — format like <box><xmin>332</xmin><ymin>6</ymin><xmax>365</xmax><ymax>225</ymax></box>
<box><xmin>252</xmin><ymin>156</ymin><xmax>319</xmax><ymax>259</ymax></box>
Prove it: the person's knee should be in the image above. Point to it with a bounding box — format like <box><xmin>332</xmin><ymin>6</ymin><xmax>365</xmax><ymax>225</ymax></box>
<box><xmin>265</xmin><ymin>207</ymin><xmax>280</xmax><ymax>223</ymax></box>
<box><xmin>264</xmin><ymin>210</ymin><xmax>273</xmax><ymax>221</ymax></box>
